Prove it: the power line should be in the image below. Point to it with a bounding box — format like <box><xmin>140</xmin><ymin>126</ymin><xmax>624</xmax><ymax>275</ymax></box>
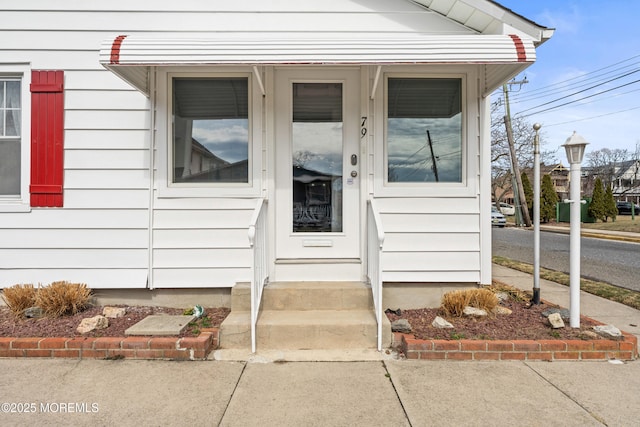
<box><xmin>516</xmin><ymin>69</ymin><xmax>640</xmax><ymax>115</ymax></box>
<box><xmin>511</xmin><ymin>64</ymin><xmax>640</xmax><ymax>104</ymax></box>
<box><xmin>544</xmin><ymin>105</ymin><xmax>640</xmax><ymax>127</ymax></box>
<box><xmin>517</xmin><ymin>77</ymin><xmax>640</xmax><ymax>119</ymax></box>
<box><xmin>511</xmin><ymin>53</ymin><xmax>640</xmax><ymax>100</ymax></box>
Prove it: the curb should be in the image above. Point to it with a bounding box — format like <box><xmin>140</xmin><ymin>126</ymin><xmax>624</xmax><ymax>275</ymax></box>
<box><xmin>0</xmin><ymin>328</ymin><xmax>219</xmax><ymax>360</ymax></box>
<box><xmin>580</xmin><ymin>232</ymin><xmax>640</xmax><ymax>244</ymax></box>
<box><xmin>537</xmin><ymin>226</ymin><xmax>640</xmax><ymax>244</ymax></box>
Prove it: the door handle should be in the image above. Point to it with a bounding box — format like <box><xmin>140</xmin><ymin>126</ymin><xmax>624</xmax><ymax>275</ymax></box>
<box><xmin>351</xmin><ymin>154</ymin><xmax>358</xmax><ymax>165</ymax></box>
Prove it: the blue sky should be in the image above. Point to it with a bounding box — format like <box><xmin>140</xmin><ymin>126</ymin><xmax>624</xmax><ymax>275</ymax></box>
<box><xmin>495</xmin><ymin>0</ymin><xmax>640</xmax><ymax>159</ymax></box>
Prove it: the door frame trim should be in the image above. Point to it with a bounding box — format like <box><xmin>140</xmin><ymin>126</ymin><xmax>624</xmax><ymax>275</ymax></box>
<box><xmin>268</xmin><ymin>67</ymin><xmax>367</xmax><ymax>281</ymax></box>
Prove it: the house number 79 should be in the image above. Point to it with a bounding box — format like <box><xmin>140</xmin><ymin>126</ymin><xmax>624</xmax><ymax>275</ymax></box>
<box><xmin>361</xmin><ymin>117</ymin><xmax>367</xmax><ymax>138</ymax></box>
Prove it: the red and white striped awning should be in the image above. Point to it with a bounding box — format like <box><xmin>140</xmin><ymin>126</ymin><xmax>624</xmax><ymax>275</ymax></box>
<box><xmin>99</xmin><ymin>34</ymin><xmax>535</xmax><ymax>96</ymax></box>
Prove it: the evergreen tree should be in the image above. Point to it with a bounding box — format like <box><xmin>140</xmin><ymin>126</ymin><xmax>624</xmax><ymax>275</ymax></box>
<box><xmin>588</xmin><ymin>177</ymin><xmax>606</xmax><ymax>222</ymax></box>
<box><xmin>521</xmin><ymin>172</ymin><xmax>534</xmax><ymax>219</ymax></box>
<box><xmin>540</xmin><ymin>174</ymin><xmax>558</xmax><ymax>223</ymax></box>
<box><xmin>604</xmin><ymin>183</ymin><xmax>617</xmax><ymax>222</ymax></box>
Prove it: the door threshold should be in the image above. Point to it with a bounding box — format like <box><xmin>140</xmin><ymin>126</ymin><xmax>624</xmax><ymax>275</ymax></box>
<box><xmin>275</xmin><ymin>258</ymin><xmax>361</xmax><ymax>264</ymax></box>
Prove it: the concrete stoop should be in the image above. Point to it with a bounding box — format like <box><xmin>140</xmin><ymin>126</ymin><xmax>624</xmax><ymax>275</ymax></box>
<box><xmin>219</xmin><ymin>281</ymin><xmax>391</xmax><ymax>351</ymax></box>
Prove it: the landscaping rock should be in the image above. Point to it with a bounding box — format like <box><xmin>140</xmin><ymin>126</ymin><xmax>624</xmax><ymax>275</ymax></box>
<box><xmin>103</xmin><ymin>306</ymin><xmax>126</xmax><ymax>318</ymax></box>
<box><xmin>593</xmin><ymin>324</ymin><xmax>622</xmax><ymax>339</ymax></box>
<box><xmin>24</xmin><ymin>307</ymin><xmax>43</xmax><ymax>318</ymax></box>
<box><xmin>77</xmin><ymin>315</ymin><xmax>109</xmax><ymax>334</ymax></box>
<box><xmin>492</xmin><ymin>306</ymin><xmax>513</xmax><ymax>315</ymax></box>
<box><xmin>542</xmin><ymin>308</ymin><xmax>570</xmax><ymax>321</ymax></box>
<box><xmin>391</xmin><ymin>319</ymin><xmax>412</xmax><ymax>333</ymax></box>
<box><xmin>432</xmin><ymin>316</ymin><xmax>454</xmax><ymax>329</ymax></box>
<box><xmin>463</xmin><ymin>306</ymin><xmax>487</xmax><ymax>318</ymax></box>
<box><xmin>494</xmin><ymin>292</ymin><xmax>509</xmax><ymax>302</ymax></box>
<box><xmin>547</xmin><ymin>312</ymin><xmax>565</xmax><ymax>329</ymax></box>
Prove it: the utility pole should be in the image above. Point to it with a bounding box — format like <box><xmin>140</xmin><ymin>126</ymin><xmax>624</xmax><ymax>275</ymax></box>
<box><xmin>427</xmin><ymin>130</ymin><xmax>439</xmax><ymax>182</ymax></box>
<box><xmin>502</xmin><ymin>81</ymin><xmax>532</xmax><ymax>227</ymax></box>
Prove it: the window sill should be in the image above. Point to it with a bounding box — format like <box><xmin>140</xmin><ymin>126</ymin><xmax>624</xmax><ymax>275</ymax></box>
<box><xmin>374</xmin><ymin>180</ymin><xmax>476</xmax><ymax>198</ymax></box>
<box><xmin>0</xmin><ymin>202</ymin><xmax>32</xmax><ymax>213</ymax></box>
<box><xmin>157</xmin><ymin>183</ymin><xmax>262</xmax><ymax>199</ymax></box>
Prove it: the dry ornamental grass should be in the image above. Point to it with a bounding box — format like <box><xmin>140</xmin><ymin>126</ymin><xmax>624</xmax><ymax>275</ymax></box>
<box><xmin>2</xmin><ymin>282</ymin><xmax>92</xmax><ymax>318</ymax></box>
<box><xmin>35</xmin><ymin>281</ymin><xmax>92</xmax><ymax>317</ymax></box>
<box><xmin>440</xmin><ymin>288</ymin><xmax>498</xmax><ymax>317</ymax></box>
<box><xmin>1</xmin><ymin>284</ymin><xmax>37</xmax><ymax>316</ymax></box>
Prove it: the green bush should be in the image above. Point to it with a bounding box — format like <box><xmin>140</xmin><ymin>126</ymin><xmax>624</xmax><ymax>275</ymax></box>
<box><xmin>588</xmin><ymin>177</ymin><xmax>606</xmax><ymax>221</ymax></box>
<box><xmin>604</xmin><ymin>183</ymin><xmax>617</xmax><ymax>222</ymax></box>
<box><xmin>541</xmin><ymin>174</ymin><xmax>559</xmax><ymax>223</ymax></box>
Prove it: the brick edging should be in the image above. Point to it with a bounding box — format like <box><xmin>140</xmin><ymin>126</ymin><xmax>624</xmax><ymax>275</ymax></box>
<box><xmin>0</xmin><ymin>328</ymin><xmax>219</xmax><ymax>360</ymax></box>
<box><xmin>395</xmin><ymin>331</ymin><xmax>638</xmax><ymax>361</ymax></box>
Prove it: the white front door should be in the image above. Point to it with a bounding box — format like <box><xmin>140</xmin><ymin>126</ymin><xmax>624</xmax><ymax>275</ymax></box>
<box><xmin>274</xmin><ymin>69</ymin><xmax>361</xmax><ymax>280</ymax></box>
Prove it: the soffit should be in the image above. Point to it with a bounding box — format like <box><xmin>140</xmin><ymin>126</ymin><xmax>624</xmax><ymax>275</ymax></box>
<box><xmin>410</xmin><ymin>0</ymin><xmax>554</xmax><ymax>44</ymax></box>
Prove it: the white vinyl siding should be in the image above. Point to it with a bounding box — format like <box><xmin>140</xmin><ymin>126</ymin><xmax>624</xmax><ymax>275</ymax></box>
<box><xmin>374</xmin><ymin>197</ymin><xmax>481</xmax><ymax>282</ymax></box>
<box><xmin>0</xmin><ymin>11</ymin><xmax>151</xmax><ymax>287</ymax></box>
<box><xmin>151</xmin><ymin>198</ymin><xmax>256</xmax><ymax>288</ymax></box>
<box><xmin>0</xmin><ymin>0</ymin><xmax>518</xmax><ymax>289</ymax></box>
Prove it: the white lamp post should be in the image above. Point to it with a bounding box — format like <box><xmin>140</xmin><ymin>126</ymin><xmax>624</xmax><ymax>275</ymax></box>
<box><xmin>532</xmin><ymin>123</ymin><xmax>541</xmax><ymax>305</ymax></box>
<box><xmin>562</xmin><ymin>131</ymin><xmax>589</xmax><ymax>328</ymax></box>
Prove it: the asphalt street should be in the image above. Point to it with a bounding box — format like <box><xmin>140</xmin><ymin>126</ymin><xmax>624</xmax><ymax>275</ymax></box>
<box><xmin>492</xmin><ymin>227</ymin><xmax>640</xmax><ymax>292</ymax></box>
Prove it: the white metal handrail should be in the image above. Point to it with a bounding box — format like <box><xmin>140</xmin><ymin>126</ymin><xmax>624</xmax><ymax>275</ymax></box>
<box><xmin>367</xmin><ymin>199</ymin><xmax>385</xmax><ymax>351</ymax></box>
<box><xmin>248</xmin><ymin>198</ymin><xmax>268</xmax><ymax>353</ymax></box>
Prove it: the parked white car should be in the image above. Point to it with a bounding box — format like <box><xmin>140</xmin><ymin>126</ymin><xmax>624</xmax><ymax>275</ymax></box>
<box><xmin>491</xmin><ymin>206</ymin><xmax>506</xmax><ymax>227</ymax></box>
<box><xmin>492</xmin><ymin>202</ymin><xmax>515</xmax><ymax>216</ymax></box>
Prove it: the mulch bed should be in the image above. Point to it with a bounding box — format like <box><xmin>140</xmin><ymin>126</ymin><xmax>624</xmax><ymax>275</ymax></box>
<box><xmin>386</xmin><ymin>299</ymin><xmax>603</xmax><ymax>341</ymax></box>
<box><xmin>0</xmin><ymin>306</ymin><xmax>230</xmax><ymax>338</ymax></box>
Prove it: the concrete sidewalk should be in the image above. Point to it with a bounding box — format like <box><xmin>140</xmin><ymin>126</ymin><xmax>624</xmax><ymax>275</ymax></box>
<box><xmin>1</xmin><ymin>357</ymin><xmax>638</xmax><ymax>426</ymax></box>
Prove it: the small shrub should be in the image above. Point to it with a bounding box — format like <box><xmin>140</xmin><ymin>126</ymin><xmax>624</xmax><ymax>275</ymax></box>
<box><xmin>35</xmin><ymin>281</ymin><xmax>92</xmax><ymax>318</ymax></box>
<box><xmin>441</xmin><ymin>288</ymin><xmax>499</xmax><ymax>317</ymax></box>
<box><xmin>1</xmin><ymin>284</ymin><xmax>37</xmax><ymax>316</ymax></box>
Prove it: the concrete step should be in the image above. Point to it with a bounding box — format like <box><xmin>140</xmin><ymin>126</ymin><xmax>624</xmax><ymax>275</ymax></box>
<box><xmin>230</xmin><ymin>282</ymin><xmax>251</xmax><ymax>312</ymax></box>
<box><xmin>256</xmin><ymin>310</ymin><xmax>381</xmax><ymax>350</ymax></box>
<box><xmin>219</xmin><ymin>311</ymin><xmax>251</xmax><ymax>349</ymax></box>
<box><xmin>261</xmin><ymin>281</ymin><xmax>373</xmax><ymax>311</ymax></box>
<box><xmin>218</xmin><ymin>281</ymin><xmax>391</xmax><ymax>351</ymax></box>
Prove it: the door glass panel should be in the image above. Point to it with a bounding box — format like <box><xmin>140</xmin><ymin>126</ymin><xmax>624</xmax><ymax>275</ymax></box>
<box><xmin>292</xmin><ymin>83</ymin><xmax>343</xmax><ymax>232</ymax></box>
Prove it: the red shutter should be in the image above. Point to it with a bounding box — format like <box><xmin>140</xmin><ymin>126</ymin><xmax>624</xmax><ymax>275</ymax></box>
<box><xmin>30</xmin><ymin>70</ymin><xmax>65</xmax><ymax>207</ymax></box>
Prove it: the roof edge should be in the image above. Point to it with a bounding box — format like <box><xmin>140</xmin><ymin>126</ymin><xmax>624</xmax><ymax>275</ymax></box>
<box><xmin>410</xmin><ymin>0</ymin><xmax>554</xmax><ymax>45</ymax></box>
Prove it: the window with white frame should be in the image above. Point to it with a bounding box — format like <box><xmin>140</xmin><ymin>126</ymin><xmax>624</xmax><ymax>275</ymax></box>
<box><xmin>0</xmin><ymin>77</ymin><xmax>22</xmax><ymax>196</ymax></box>
<box><xmin>386</xmin><ymin>77</ymin><xmax>462</xmax><ymax>183</ymax></box>
<box><xmin>171</xmin><ymin>77</ymin><xmax>249</xmax><ymax>184</ymax></box>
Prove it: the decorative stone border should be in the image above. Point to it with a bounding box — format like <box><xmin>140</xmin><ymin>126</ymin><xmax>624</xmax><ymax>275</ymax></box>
<box><xmin>0</xmin><ymin>328</ymin><xmax>219</xmax><ymax>360</ymax></box>
<box><xmin>394</xmin><ymin>331</ymin><xmax>638</xmax><ymax>361</ymax></box>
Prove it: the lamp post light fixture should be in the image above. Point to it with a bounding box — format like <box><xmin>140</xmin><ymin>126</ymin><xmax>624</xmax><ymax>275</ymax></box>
<box><xmin>532</xmin><ymin>123</ymin><xmax>541</xmax><ymax>305</ymax></box>
<box><xmin>562</xmin><ymin>131</ymin><xmax>589</xmax><ymax>328</ymax></box>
